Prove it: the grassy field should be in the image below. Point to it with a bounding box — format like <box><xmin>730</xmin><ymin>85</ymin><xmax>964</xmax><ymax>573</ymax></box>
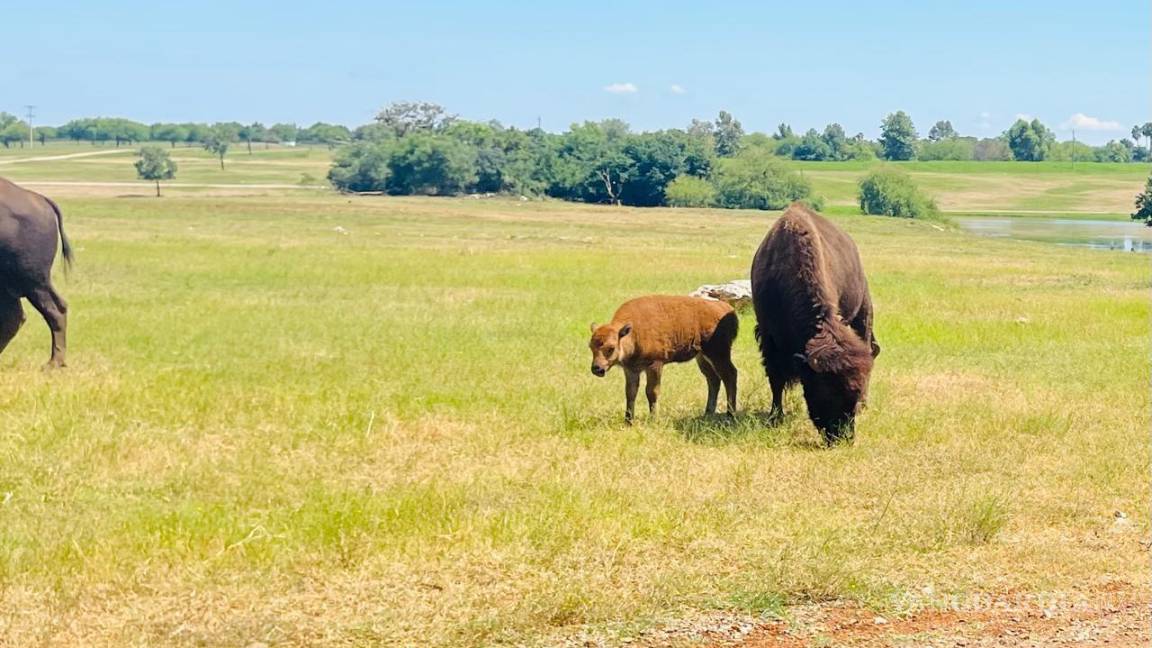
<box><xmin>791</xmin><ymin>160</ymin><xmax>1148</xmax><ymax>216</ymax></box>
<box><xmin>0</xmin><ymin>143</ymin><xmax>1147</xmax><ymax>215</ymax></box>
<box><xmin>0</xmin><ymin>142</ymin><xmax>331</xmax><ymax>187</ymax></box>
<box><xmin>0</xmin><ymin>191</ymin><xmax>1145</xmax><ymax>646</ymax></box>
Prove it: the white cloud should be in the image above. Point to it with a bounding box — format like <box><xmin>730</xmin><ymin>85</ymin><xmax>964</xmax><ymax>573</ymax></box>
<box><xmin>1060</xmin><ymin>112</ymin><xmax>1122</xmax><ymax>131</ymax></box>
<box><xmin>669</xmin><ymin>84</ymin><xmax>686</xmax><ymax>94</ymax></box>
<box><xmin>603</xmin><ymin>82</ymin><xmax>638</xmax><ymax>94</ymax></box>
<box><xmin>1014</xmin><ymin>113</ymin><xmax>1033</xmax><ymax>121</ymax></box>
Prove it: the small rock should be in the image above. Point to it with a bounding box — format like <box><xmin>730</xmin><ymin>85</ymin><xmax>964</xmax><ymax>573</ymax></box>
<box><xmin>333</xmin><ymin>226</ymin><xmax>349</xmax><ymax>235</ymax></box>
<box><xmin>690</xmin><ymin>279</ymin><xmax>752</xmax><ymax>310</ymax></box>
<box><xmin>873</xmin><ymin>616</ymin><xmax>888</xmax><ymax>625</ymax></box>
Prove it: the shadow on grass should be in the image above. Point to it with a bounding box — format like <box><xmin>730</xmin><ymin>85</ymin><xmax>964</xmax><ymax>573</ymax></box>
<box><xmin>672</xmin><ymin>410</ymin><xmax>826</xmax><ymax>449</ymax></box>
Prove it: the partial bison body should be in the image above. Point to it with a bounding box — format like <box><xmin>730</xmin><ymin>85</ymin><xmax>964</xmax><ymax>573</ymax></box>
<box><xmin>0</xmin><ymin>178</ymin><xmax>73</xmax><ymax>368</ymax></box>
<box><xmin>588</xmin><ymin>295</ymin><xmax>738</xmax><ymax>423</ymax></box>
<box><xmin>750</xmin><ymin>203</ymin><xmax>878</xmax><ymax>443</ymax></box>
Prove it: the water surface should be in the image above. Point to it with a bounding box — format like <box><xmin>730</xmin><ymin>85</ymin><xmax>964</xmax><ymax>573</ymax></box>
<box><xmin>955</xmin><ymin>216</ymin><xmax>1152</xmax><ymax>252</ymax></box>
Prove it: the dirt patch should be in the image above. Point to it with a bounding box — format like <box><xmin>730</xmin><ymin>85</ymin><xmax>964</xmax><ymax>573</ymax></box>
<box><xmin>733</xmin><ymin>594</ymin><xmax>1149</xmax><ymax>647</ymax></box>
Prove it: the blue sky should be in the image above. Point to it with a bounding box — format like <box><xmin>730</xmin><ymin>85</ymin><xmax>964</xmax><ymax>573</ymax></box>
<box><xmin>2</xmin><ymin>1</ymin><xmax>1146</xmax><ymax>143</ymax></box>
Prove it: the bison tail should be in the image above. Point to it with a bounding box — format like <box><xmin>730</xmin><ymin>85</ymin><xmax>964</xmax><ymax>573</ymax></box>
<box><xmin>45</xmin><ymin>197</ymin><xmax>74</xmax><ymax>273</ymax></box>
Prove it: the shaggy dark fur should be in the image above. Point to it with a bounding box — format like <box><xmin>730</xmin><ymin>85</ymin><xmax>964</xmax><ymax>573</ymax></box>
<box><xmin>750</xmin><ymin>202</ymin><xmax>879</xmax><ymax>443</ymax></box>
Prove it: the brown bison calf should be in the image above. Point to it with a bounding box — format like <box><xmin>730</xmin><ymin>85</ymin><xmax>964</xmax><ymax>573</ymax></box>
<box><xmin>588</xmin><ymin>295</ymin><xmax>739</xmax><ymax>423</ymax></box>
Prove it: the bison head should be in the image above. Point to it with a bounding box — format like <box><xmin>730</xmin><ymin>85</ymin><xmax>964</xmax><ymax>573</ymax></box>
<box><xmin>795</xmin><ymin>324</ymin><xmax>875</xmax><ymax>443</ymax></box>
<box><xmin>588</xmin><ymin>321</ymin><xmax>632</xmax><ymax>377</ymax></box>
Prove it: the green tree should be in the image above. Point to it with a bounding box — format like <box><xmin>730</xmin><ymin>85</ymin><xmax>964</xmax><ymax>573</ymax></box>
<box><xmin>552</xmin><ymin>121</ymin><xmax>633</xmax><ymax>204</ymax></box>
<box><xmin>385</xmin><ymin>133</ymin><xmax>476</xmax><ymax>195</ymax></box>
<box><xmin>858</xmin><ymin>168</ymin><xmax>938</xmax><ymax>218</ymax></box>
<box><xmin>298</xmin><ymin>122</ymin><xmax>351</xmax><ymax>148</ymax></box>
<box><xmin>1140</xmin><ymin>122</ymin><xmax>1152</xmax><ymax>159</ymax></box>
<box><xmin>151</xmin><ymin>123</ymin><xmax>189</xmax><ymax>148</ymax></box>
<box><xmin>918</xmin><ymin>138</ymin><xmax>974</xmax><ymax>161</ymax></box>
<box><xmin>268</xmin><ymin>123</ymin><xmax>298</xmax><ymax>145</ymax></box>
<box><xmin>773</xmin><ymin>123</ymin><xmax>794</xmax><ymax>140</ymax></box>
<box><xmin>927</xmin><ymin>120</ymin><xmax>957</xmax><ymax>141</ymax></box>
<box><xmin>0</xmin><ymin>119</ymin><xmax>29</xmax><ymax>148</ymax></box>
<box><xmin>239</xmin><ymin>122</ymin><xmax>267</xmax><ymax>153</ymax></box>
<box><xmin>36</xmin><ymin>125</ymin><xmax>56</xmax><ymax>145</ymax></box>
<box><xmin>1132</xmin><ymin>173</ymin><xmax>1152</xmax><ymax>226</ymax></box>
<box><xmin>712</xmin><ymin>149</ymin><xmax>820</xmax><ymax>210</ymax></box>
<box><xmin>1004</xmin><ymin>119</ymin><xmax>1054</xmax><ymax>161</ymax></box>
<box><xmin>202</xmin><ymin>125</ymin><xmax>236</xmax><ymax>169</ymax></box>
<box><xmin>879</xmin><ymin>111</ymin><xmax>918</xmax><ymax>160</ymax></box>
<box><xmin>664</xmin><ymin>175</ymin><xmax>716</xmax><ymax>207</ymax></box>
<box><xmin>375</xmin><ymin>101</ymin><xmax>456</xmax><ymax>137</ymax></box>
<box><xmin>1094</xmin><ymin>140</ymin><xmax>1133</xmax><ymax>163</ymax></box>
<box><xmin>713</xmin><ymin>110</ymin><xmax>744</xmax><ymax>157</ymax></box>
<box><xmin>134</xmin><ymin>146</ymin><xmax>178</xmax><ymax>196</ymax></box>
<box><xmin>972</xmin><ymin>138</ymin><xmax>1012</xmax><ymax>161</ymax></box>
<box><xmin>792</xmin><ymin>128</ymin><xmax>833</xmax><ymax>161</ymax></box>
<box><xmin>821</xmin><ymin>123</ymin><xmax>847</xmax><ymax>159</ymax></box>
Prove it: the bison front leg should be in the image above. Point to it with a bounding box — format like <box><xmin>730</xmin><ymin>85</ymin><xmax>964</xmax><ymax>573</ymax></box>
<box><xmin>769</xmin><ymin>374</ymin><xmax>786</xmax><ymax>421</ymax></box>
<box><xmin>644</xmin><ymin>364</ymin><xmax>663</xmax><ymax>418</ymax></box>
<box><xmin>0</xmin><ymin>296</ymin><xmax>26</xmax><ymax>356</ymax></box>
<box><xmin>624</xmin><ymin>368</ymin><xmax>641</xmax><ymax>424</ymax></box>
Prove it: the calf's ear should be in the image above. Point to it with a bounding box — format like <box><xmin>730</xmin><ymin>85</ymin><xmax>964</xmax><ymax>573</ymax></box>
<box><xmin>618</xmin><ymin>322</ymin><xmax>633</xmax><ymax>338</ymax></box>
<box><xmin>589</xmin><ymin>322</ymin><xmax>598</xmax><ymax>334</ymax></box>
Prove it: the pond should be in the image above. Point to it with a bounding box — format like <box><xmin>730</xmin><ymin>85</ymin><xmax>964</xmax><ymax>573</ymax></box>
<box><xmin>954</xmin><ymin>216</ymin><xmax>1152</xmax><ymax>252</ymax></box>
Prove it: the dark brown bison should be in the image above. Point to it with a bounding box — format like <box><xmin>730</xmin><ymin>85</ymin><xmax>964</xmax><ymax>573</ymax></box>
<box><xmin>588</xmin><ymin>295</ymin><xmax>738</xmax><ymax>423</ymax></box>
<box><xmin>0</xmin><ymin>178</ymin><xmax>73</xmax><ymax>368</ymax></box>
<box><xmin>750</xmin><ymin>203</ymin><xmax>878</xmax><ymax>443</ymax></box>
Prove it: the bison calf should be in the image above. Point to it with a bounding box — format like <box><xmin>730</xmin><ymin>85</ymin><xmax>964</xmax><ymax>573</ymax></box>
<box><xmin>588</xmin><ymin>295</ymin><xmax>738</xmax><ymax>423</ymax></box>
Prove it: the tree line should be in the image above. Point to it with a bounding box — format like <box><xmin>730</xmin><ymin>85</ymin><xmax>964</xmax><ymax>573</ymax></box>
<box><xmin>324</xmin><ymin>103</ymin><xmax>1151</xmax><ymax>209</ymax></box>
<box><xmin>0</xmin><ymin>114</ymin><xmax>352</xmax><ymax>150</ymax></box>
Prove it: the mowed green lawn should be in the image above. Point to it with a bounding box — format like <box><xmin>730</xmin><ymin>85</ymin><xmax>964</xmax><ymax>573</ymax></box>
<box><xmin>0</xmin><ymin>194</ymin><xmax>1145</xmax><ymax>646</ymax></box>
<box><xmin>0</xmin><ymin>143</ymin><xmax>332</xmax><ymax>186</ymax></box>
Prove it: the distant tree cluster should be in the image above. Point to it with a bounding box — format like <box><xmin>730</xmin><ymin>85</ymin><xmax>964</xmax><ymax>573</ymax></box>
<box><xmin>326</xmin><ymin>103</ymin><xmax>823</xmax><ymax>210</ymax></box>
<box><xmin>51</xmin><ymin>117</ymin><xmax>349</xmax><ymax>150</ymax></box>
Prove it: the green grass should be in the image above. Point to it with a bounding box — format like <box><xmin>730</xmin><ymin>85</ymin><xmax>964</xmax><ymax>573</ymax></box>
<box><xmin>791</xmin><ymin>160</ymin><xmax>1148</xmax><ymax>214</ymax></box>
<box><xmin>0</xmin><ymin>195</ymin><xmax>1145</xmax><ymax>646</ymax></box>
<box><xmin>0</xmin><ymin>143</ymin><xmax>333</xmax><ymax>186</ymax></box>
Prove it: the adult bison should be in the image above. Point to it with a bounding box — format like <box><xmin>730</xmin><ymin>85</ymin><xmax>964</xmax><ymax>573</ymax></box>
<box><xmin>751</xmin><ymin>202</ymin><xmax>878</xmax><ymax>443</ymax></box>
<box><xmin>0</xmin><ymin>178</ymin><xmax>73</xmax><ymax>368</ymax></box>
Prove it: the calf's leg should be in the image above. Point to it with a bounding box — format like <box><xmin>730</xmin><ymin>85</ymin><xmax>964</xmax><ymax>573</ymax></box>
<box><xmin>25</xmin><ymin>283</ymin><xmax>67</xmax><ymax>368</ymax></box>
<box><xmin>644</xmin><ymin>364</ymin><xmax>663</xmax><ymax>417</ymax></box>
<box><xmin>706</xmin><ymin>349</ymin><xmax>738</xmax><ymax>416</ymax></box>
<box><xmin>623</xmin><ymin>368</ymin><xmax>641</xmax><ymax>424</ymax></box>
<box><xmin>696</xmin><ymin>356</ymin><xmax>721</xmax><ymax>415</ymax></box>
<box><xmin>0</xmin><ymin>297</ymin><xmax>25</xmax><ymax>355</ymax></box>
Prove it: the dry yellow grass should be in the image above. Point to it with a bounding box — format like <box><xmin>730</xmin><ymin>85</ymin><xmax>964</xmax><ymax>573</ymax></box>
<box><xmin>0</xmin><ymin>195</ymin><xmax>1145</xmax><ymax>646</ymax></box>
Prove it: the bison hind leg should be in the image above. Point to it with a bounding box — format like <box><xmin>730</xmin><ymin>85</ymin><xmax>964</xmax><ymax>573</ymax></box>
<box><xmin>0</xmin><ymin>296</ymin><xmax>25</xmax><ymax>357</ymax></box>
<box><xmin>696</xmin><ymin>356</ymin><xmax>721</xmax><ymax>415</ymax></box>
<box><xmin>25</xmin><ymin>283</ymin><xmax>67</xmax><ymax>368</ymax></box>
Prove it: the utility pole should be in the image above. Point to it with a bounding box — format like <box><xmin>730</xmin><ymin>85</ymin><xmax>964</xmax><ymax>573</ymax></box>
<box><xmin>24</xmin><ymin>105</ymin><xmax>35</xmax><ymax>147</ymax></box>
<box><xmin>1071</xmin><ymin>128</ymin><xmax>1076</xmax><ymax>172</ymax></box>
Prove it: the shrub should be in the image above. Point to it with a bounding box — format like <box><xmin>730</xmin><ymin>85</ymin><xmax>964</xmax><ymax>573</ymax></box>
<box><xmin>918</xmin><ymin>138</ymin><xmax>974</xmax><ymax>161</ymax></box>
<box><xmin>1132</xmin><ymin>174</ymin><xmax>1152</xmax><ymax>225</ymax></box>
<box><xmin>664</xmin><ymin>175</ymin><xmax>716</xmax><ymax>207</ymax></box>
<box><xmin>857</xmin><ymin>169</ymin><xmax>938</xmax><ymax>218</ymax></box>
<box><xmin>713</xmin><ymin>152</ymin><xmax>820</xmax><ymax>211</ymax></box>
